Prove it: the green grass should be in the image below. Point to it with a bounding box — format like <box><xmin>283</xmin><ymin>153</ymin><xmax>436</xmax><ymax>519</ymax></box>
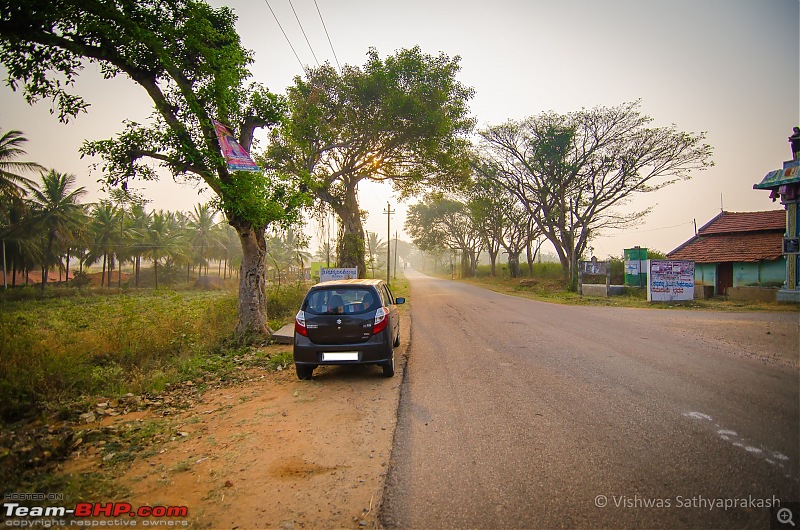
<box><xmin>0</xmin><ymin>284</ymin><xmax>309</xmax><ymax>423</ymax></box>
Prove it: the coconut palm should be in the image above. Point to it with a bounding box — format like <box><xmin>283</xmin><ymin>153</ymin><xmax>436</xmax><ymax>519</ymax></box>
<box><xmin>0</xmin><ymin>128</ymin><xmax>44</xmax><ymax>201</ymax></box>
<box><xmin>127</xmin><ymin>204</ymin><xmax>151</xmax><ymax>287</ymax></box>
<box><xmin>25</xmin><ymin>170</ymin><xmax>87</xmax><ymax>290</ymax></box>
<box><xmin>85</xmin><ymin>202</ymin><xmax>120</xmax><ymax>287</ymax></box>
<box><xmin>0</xmin><ymin>128</ymin><xmax>43</xmax><ymax>287</ymax></box>
<box><xmin>187</xmin><ymin>203</ymin><xmax>222</xmax><ymax>278</ymax></box>
<box><xmin>366</xmin><ymin>231</ymin><xmax>388</xmax><ymax>278</ymax></box>
<box><xmin>218</xmin><ymin>223</ymin><xmax>242</xmax><ymax>279</ymax></box>
<box><xmin>286</xmin><ymin>228</ymin><xmax>311</xmax><ymax>280</ymax></box>
<box><xmin>142</xmin><ymin>210</ymin><xmax>185</xmax><ymax>289</ymax></box>
<box><xmin>0</xmin><ymin>196</ymin><xmax>41</xmax><ymax>286</ymax></box>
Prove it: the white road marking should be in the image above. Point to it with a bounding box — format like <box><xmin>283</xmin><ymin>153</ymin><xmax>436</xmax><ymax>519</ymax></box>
<box><xmin>683</xmin><ymin>410</ymin><xmax>794</xmax><ymax>479</ymax></box>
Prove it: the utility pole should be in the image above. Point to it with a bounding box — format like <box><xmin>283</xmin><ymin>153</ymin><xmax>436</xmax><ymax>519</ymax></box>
<box><xmin>394</xmin><ymin>231</ymin><xmax>398</xmax><ymax>280</ymax></box>
<box><xmin>384</xmin><ymin>202</ymin><xmax>394</xmax><ymax>284</ymax></box>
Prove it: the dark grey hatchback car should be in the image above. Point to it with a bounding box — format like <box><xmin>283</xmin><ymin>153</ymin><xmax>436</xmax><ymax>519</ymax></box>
<box><xmin>293</xmin><ymin>279</ymin><xmax>405</xmax><ymax>380</ymax></box>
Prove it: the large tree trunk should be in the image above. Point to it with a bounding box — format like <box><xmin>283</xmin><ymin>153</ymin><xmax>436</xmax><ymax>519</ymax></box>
<box><xmin>233</xmin><ymin>221</ymin><xmax>271</xmax><ymax>339</ymax></box>
<box><xmin>334</xmin><ymin>184</ymin><xmax>366</xmax><ymax>277</ymax></box>
<box><xmin>508</xmin><ymin>252</ymin><xmax>522</xmax><ymax>278</ymax></box>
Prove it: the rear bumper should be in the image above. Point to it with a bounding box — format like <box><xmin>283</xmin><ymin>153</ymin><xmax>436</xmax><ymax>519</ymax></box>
<box><xmin>293</xmin><ymin>332</ymin><xmax>392</xmax><ymax>365</ymax></box>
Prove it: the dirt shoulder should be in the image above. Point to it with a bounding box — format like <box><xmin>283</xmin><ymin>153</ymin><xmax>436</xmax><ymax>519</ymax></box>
<box><xmin>60</xmin><ymin>313</ymin><xmax>410</xmax><ymax>529</ymax></box>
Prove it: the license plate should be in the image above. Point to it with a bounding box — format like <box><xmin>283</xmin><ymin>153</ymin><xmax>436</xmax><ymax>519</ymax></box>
<box><xmin>322</xmin><ymin>352</ymin><xmax>359</xmax><ymax>361</ymax></box>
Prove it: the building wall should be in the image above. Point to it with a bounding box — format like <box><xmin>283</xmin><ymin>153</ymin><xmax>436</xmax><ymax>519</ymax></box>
<box><xmin>757</xmin><ymin>258</ymin><xmax>786</xmax><ymax>287</ymax></box>
<box><xmin>694</xmin><ymin>263</ymin><xmax>717</xmax><ymax>289</ymax></box>
<box><xmin>695</xmin><ymin>259</ymin><xmax>784</xmax><ymax>293</ymax></box>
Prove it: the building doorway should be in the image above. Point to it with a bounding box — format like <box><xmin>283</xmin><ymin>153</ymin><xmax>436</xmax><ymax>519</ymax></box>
<box><xmin>717</xmin><ymin>262</ymin><xmax>733</xmax><ymax>296</ymax></box>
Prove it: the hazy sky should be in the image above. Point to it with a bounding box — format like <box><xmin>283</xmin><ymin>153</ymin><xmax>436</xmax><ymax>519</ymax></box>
<box><xmin>1</xmin><ymin>0</ymin><xmax>797</xmax><ymax>258</ymax></box>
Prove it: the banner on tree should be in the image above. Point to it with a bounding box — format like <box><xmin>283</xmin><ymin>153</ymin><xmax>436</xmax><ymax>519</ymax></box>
<box><xmin>213</xmin><ymin>120</ymin><xmax>260</xmax><ymax>172</ymax></box>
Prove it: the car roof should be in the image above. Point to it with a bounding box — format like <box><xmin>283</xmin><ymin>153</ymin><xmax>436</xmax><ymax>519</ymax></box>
<box><xmin>310</xmin><ymin>279</ymin><xmax>384</xmax><ymax>289</ymax></box>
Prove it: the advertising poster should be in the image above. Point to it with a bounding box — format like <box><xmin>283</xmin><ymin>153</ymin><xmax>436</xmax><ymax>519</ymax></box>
<box><xmin>648</xmin><ymin>260</ymin><xmax>695</xmax><ymax>302</ymax></box>
<box><xmin>212</xmin><ymin>120</ymin><xmax>260</xmax><ymax>172</ymax></box>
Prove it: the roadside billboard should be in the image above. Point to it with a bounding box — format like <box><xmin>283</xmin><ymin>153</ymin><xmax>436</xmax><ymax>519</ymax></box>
<box><xmin>648</xmin><ymin>260</ymin><xmax>695</xmax><ymax>302</ymax></box>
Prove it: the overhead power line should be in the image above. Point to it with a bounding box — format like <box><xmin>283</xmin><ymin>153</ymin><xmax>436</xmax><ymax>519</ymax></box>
<box><xmin>313</xmin><ymin>0</ymin><xmax>340</xmax><ymax>70</ymax></box>
<box><xmin>288</xmin><ymin>0</ymin><xmax>320</xmax><ymax>67</ymax></box>
<box><xmin>262</xmin><ymin>0</ymin><xmax>304</xmax><ymax>69</ymax></box>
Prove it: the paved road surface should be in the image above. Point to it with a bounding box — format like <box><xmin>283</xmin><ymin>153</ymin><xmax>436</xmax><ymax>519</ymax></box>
<box><xmin>381</xmin><ymin>270</ymin><xmax>799</xmax><ymax>529</ymax></box>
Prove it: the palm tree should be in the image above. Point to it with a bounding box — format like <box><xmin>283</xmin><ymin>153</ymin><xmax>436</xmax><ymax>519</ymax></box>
<box><xmin>25</xmin><ymin>170</ymin><xmax>87</xmax><ymax>290</ymax></box>
<box><xmin>0</xmin><ymin>196</ymin><xmax>40</xmax><ymax>286</ymax></box>
<box><xmin>219</xmin><ymin>223</ymin><xmax>241</xmax><ymax>279</ymax></box>
<box><xmin>85</xmin><ymin>203</ymin><xmax>119</xmax><ymax>287</ymax></box>
<box><xmin>0</xmin><ymin>128</ymin><xmax>43</xmax><ymax>288</ymax></box>
<box><xmin>314</xmin><ymin>241</ymin><xmax>336</xmax><ymax>267</ymax></box>
<box><xmin>0</xmin><ymin>129</ymin><xmax>44</xmax><ymax>201</ymax></box>
<box><xmin>187</xmin><ymin>203</ymin><xmax>222</xmax><ymax>278</ymax></box>
<box><xmin>366</xmin><ymin>231</ymin><xmax>388</xmax><ymax>278</ymax></box>
<box><xmin>127</xmin><ymin>204</ymin><xmax>151</xmax><ymax>287</ymax></box>
<box><xmin>142</xmin><ymin>210</ymin><xmax>184</xmax><ymax>289</ymax></box>
<box><xmin>285</xmin><ymin>228</ymin><xmax>311</xmax><ymax>281</ymax></box>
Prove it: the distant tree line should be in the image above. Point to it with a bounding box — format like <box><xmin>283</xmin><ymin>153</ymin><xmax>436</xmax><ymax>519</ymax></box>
<box><xmin>0</xmin><ymin>129</ymin><xmax>314</xmax><ymax>290</ymax></box>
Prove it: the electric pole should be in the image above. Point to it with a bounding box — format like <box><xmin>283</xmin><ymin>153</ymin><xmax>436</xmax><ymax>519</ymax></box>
<box><xmin>384</xmin><ymin>202</ymin><xmax>394</xmax><ymax>284</ymax></box>
<box><xmin>394</xmin><ymin>230</ymin><xmax>398</xmax><ymax>280</ymax></box>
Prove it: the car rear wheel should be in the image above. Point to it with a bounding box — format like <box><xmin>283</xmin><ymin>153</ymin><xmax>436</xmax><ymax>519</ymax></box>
<box><xmin>381</xmin><ymin>353</ymin><xmax>395</xmax><ymax>377</ymax></box>
<box><xmin>393</xmin><ymin>329</ymin><xmax>400</xmax><ymax>347</ymax></box>
<box><xmin>296</xmin><ymin>364</ymin><xmax>315</xmax><ymax>380</ymax></box>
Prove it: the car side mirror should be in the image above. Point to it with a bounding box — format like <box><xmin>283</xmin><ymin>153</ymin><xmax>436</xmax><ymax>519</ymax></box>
<box><xmin>395</xmin><ymin>297</ymin><xmax>405</xmax><ymax>304</ymax></box>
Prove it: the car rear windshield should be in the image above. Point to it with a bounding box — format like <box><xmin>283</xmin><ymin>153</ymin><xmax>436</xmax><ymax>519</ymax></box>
<box><xmin>303</xmin><ymin>288</ymin><xmax>380</xmax><ymax>315</ymax></box>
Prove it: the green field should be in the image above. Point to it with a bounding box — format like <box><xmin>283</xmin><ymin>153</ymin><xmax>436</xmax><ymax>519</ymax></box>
<box><xmin>0</xmin><ymin>285</ymin><xmax>307</xmax><ymax>423</ymax></box>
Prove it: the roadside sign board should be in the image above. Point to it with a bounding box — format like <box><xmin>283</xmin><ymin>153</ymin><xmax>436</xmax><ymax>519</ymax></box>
<box><xmin>319</xmin><ymin>267</ymin><xmax>358</xmax><ymax>282</ymax></box>
<box><xmin>647</xmin><ymin>260</ymin><xmax>695</xmax><ymax>302</ymax></box>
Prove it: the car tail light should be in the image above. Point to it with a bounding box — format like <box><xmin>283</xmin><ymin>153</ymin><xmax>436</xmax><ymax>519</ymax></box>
<box><xmin>295</xmin><ymin>310</ymin><xmax>308</xmax><ymax>337</ymax></box>
<box><xmin>373</xmin><ymin>307</ymin><xmax>388</xmax><ymax>334</ymax></box>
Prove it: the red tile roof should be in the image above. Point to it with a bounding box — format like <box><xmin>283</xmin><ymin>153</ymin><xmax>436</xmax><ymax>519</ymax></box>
<box><xmin>698</xmin><ymin>210</ymin><xmax>785</xmax><ymax>235</ymax></box>
<box><xmin>668</xmin><ymin>232</ymin><xmax>784</xmax><ymax>263</ymax></box>
<box><xmin>668</xmin><ymin>210</ymin><xmax>786</xmax><ymax>263</ymax></box>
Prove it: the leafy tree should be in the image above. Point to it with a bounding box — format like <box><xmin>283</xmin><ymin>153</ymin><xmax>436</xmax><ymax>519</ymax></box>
<box><xmin>405</xmin><ymin>193</ymin><xmax>482</xmax><ymax>277</ymax></box>
<box><xmin>24</xmin><ymin>170</ymin><xmax>87</xmax><ymax>290</ymax></box>
<box><xmin>267</xmin><ymin>47</ymin><xmax>475</xmax><ymax>276</ymax></box>
<box><xmin>465</xmin><ymin>174</ymin><xmax>509</xmax><ymax>277</ymax></box>
<box><xmin>0</xmin><ymin>0</ymin><xmax>307</xmax><ymax>338</ymax></box>
<box><xmin>476</xmin><ymin>101</ymin><xmax>713</xmax><ymax>283</ymax></box>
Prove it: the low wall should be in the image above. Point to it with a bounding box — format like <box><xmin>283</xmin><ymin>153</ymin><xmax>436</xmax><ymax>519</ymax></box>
<box><xmin>727</xmin><ymin>286</ymin><xmax>778</xmax><ymax>302</ymax></box>
<box><xmin>582</xmin><ymin>284</ymin><xmax>608</xmax><ymax>297</ymax></box>
<box><xmin>694</xmin><ymin>285</ymin><xmax>714</xmax><ymax>299</ymax></box>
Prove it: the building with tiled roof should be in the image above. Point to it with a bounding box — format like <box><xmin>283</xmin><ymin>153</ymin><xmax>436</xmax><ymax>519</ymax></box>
<box><xmin>667</xmin><ymin>210</ymin><xmax>786</xmax><ymax>296</ymax></box>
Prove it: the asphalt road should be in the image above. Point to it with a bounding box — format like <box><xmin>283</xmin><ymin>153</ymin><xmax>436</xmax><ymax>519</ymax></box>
<box><xmin>381</xmin><ymin>269</ymin><xmax>800</xmax><ymax>529</ymax></box>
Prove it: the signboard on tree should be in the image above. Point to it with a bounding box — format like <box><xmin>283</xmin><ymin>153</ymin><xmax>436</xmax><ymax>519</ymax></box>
<box><xmin>647</xmin><ymin>260</ymin><xmax>695</xmax><ymax>301</ymax></box>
